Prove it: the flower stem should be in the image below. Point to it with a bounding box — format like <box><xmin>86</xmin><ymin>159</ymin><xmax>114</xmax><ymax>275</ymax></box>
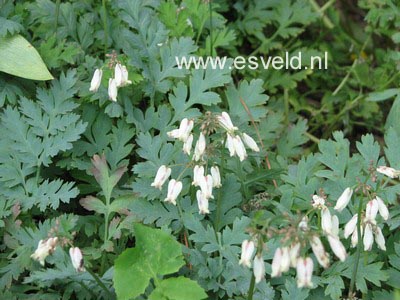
<box><xmin>247</xmin><ymin>273</ymin><xmax>256</xmax><ymax>300</ymax></box>
<box><xmin>102</xmin><ymin>0</ymin><xmax>108</xmax><ymax>57</ymax></box>
<box><xmin>348</xmin><ymin>197</ymin><xmax>363</xmax><ymax>298</ymax></box>
<box><xmin>86</xmin><ymin>268</ymin><xmax>114</xmax><ymax>299</ymax></box>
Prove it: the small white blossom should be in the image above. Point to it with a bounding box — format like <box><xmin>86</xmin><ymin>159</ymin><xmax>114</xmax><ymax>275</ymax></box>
<box><xmin>344</xmin><ymin>214</ymin><xmax>358</xmax><ymax>239</ymax></box>
<box><xmin>321</xmin><ymin>207</ymin><xmax>332</xmax><ymax>234</ymax></box>
<box><xmin>298</xmin><ymin>216</ymin><xmax>309</xmax><ymax>231</ymax></box>
<box><xmin>374</xmin><ymin>227</ymin><xmax>386</xmax><ymax>251</ymax></box>
<box><xmin>331</xmin><ymin>215</ymin><xmax>339</xmax><ymax>237</ymax></box>
<box><xmin>192</xmin><ymin>165</ymin><xmax>205</xmax><ymax>187</ymax></box>
<box><xmin>253</xmin><ymin>255</ymin><xmax>265</xmax><ymax>283</ymax></box>
<box><xmin>233</xmin><ymin>135</ymin><xmax>247</xmax><ymax>161</ymax></box>
<box><xmin>108</xmin><ymin>78</ymin><xmax>118</xmax><ymax>102</ymax></box>
<box><xmin>376</xmin><ymin>166</ymin><xmax>400</xmax><ymax>178</ymax></box>
<box><xmin>365</xmin><ymin>199</ymin><xmax>379</xmax><ymax>222</ymax></box>
<box><xmin>89</xmin><ymin>69</ymin><xmax>102</xmax><ymax>92</ymax></box>
<box><xmin>327</xmin><ymin>235</ymin><xmax>347</xmax><ymax>262</ymax></box>
<box><xmin>193</xmin><ymin>132</ymin><xmax>206</xmax><ymax>161</ymax></box>
<box><xmin>376</xmin><ymin>196</ymin><xmax>389</xmax><ymax>221</ymax></box>
<box><xmin>114</xmin><ymin>64</ymin><xmax>132</xmax><ymax>87</ymax></box>
<box><xmin>226</xmin><ymin>133</ymin><xmax>235</xmax><ymax>156</ymax></box>
<box><xmin>242</xmin><ymin>133</ymin><xmax>260</xmax><ymax>152</ymax></box>
<box><xmin>239</xmin><ymin>240</ymin><xmax>255</xmax><ymax>268</ymax></box>
<box><xmin>296</xmin><ymin>257</ymin><xmax>313</xmax><ymax>288</ymax></box>
<box><xmin>151</xmin><ymin>165</ymin><xmax>171</xmax><ymax>190</ymax></box>
<box><xmin>334</xmin><ymin>187</ymin><xmax>353</xmax><ymax>212</ymax></box>
<box><xmin>351</xmin><ymin>225</ymin><xmax>362</xmax><ymax>248</ymax></box>
<box><xmin>310</xmin><ymin>236</ymin><xmax>330</xmax><ymax>268</ymax></box>
<box><xmin>217</xmin><ymin>112</ymin><xmax>237</xmax><ymax>132</ymax></box>
<box><xmin>182</xmin><ymin>134</ymin><xmax>193</xmax><ymax>155</ymax></box>
<box><xmin>164</xmin><ymin>179</ymin><xmax>182</xmax><ymax>205</ymax></box>
<box><xmin>199</xmin><ymin>174</ymin><xmax>214</xmax><ymax>199</ymax></box>
<box><xmin>196</xmin><ymin>190</ymin><xmax>209</xmax><ymax>214</ymax></box>
<box><xmin>31</xmin><ymin>237</ymin><xmax>58</xmax><ymax>266</ymax></box>
<box><xmin>271</xmin><ymin>248</ymin><xmax>283</xmax><ymax>277</ymax></box>
<box><xmin>289</xmin><ymin>242</ymin><xmax>301</xmax><ymax>268</ymax></box>
<box><xmin>69</xmin><ymin>247</ymin><xmax>85</xmax><ymax>272</ymax></box>
<box><xmin>363</xmin><ymin>223</ymin><xmax>374</xmax><ymax>251</ymax></box>
<box><xmin>210</xmin><ymin>166</ymin><xmax>222</xmax><ymax>188</ymax></box>
<box><xmin>312</xmin><ymin>195</ymin><xmax>325</xmax><ymax>209</ymax></box>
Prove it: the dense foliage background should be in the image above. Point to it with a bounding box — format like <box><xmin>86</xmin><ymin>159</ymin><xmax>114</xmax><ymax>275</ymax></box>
<box><xmin>0</xmin><ymin>0</ymin><xmax>400</xmax><ymax>299</ymax></box>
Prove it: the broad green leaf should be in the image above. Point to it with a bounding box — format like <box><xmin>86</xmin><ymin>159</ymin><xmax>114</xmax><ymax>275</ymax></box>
<box><xmin>0</xmin><ymin>35</ymin><xmax>53</xmax><ymax>80</ymax></box>
<box><xmin>113</xmin><ymin>224</ymin><xmax>185</xmax><ymax>300</ymax></box>
<box><xmin>367</xmin><ymin>88</ymin><xmax>400</xmax><ymax>102</ymax></box>
<box><xmin>149</xmin><ymin>277</ymin><xmax>207</xmax><ymax>300</ymax></box>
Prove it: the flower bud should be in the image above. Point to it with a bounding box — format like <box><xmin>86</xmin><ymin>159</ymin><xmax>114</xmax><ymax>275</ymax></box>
<box><xmin>374</xmin><ymin>227</ymin><xmax>386</xmax><ymax>251</ymax></box>
<box><xmin>242</xmin><ymin>133</ymin><xmax>260</xmax><ymax>152</ymax></box>
<box><xmin>69</xmin><ymin>247</ymin><xmax>85</xmax><ymax>272</ymax></box>
<box><xmin>310</xmin><ymin>236</ymin><xmax>330</xmax><ymax>268</ymax></box>
<box><xmin>376</xmin><ymin>196</ymin><xmax>389</xmax><ymax>221</ymax></box>
<box><xmin>89</xmin><ymin>69</ymin><xmax>102</xmax><ymax>92</ymax></box>
<box><xmin>296</xmin><ymin>257</ymin><xmax>313</xmax><ymax>288</ymax></box>
<box><xmin>217</xmin><ymin>112</ymin><xmax>237</xmax><ymax>132</ymax></box>
<box><xmin>327</xmin><ymin>235</ymin><xmax>347</xmax><ymax>262</ymax></box>
<box><xmin>233</xmin><ymin>135</ymin><xmax>247</xmax><ymax>161</ymax></box>
<box><xmin>334</xmin><ymin>187</ymin><xmax>353</xmax><ymax>212</ymax></box>
<box><xmin>344</xmin><ymin>214</ymin><xmax>358</xmax><ymax>239</ymax></box>
<box><xmin>196</xmin><ymin>190</ymin><xmax>209</xmax><ymax>214</ymax></box>
<box><xmin>363</xmin><ymin>223</ymin><xmax>373</xmax><ymax>251</ymax></box>
<box><xmin>151</xmin><ymin>165</ymin><xmax>171</xmax><ymax>190</ymax></box>
<box><xmin>210</xmin><ymin>166</ymin><xmax>221</xmax><ymax>188</ymax></box>
<box><xmin>164</xmin><ymin>179</ymin><xmax>182</xmax><ymax>205</ymax></box>
<box><xmin>365</xmin><ymin>199</ymin><xmax>379</xmax><ymax>222</ymax></box>
<box><xmin>253</xmin><ymin>255</ymin><xmax>265</xmax><ymax>283</ymax></box>
<box><xmin>239</xmin><ymin>240</ymin><xmax>255</xmax><ymax>268</ymax></box>
<box><xmin>376</xmin><ymin>166</ymin><xmax>400</xmax><ymax>178</ymax></box>
<box><xmin>321</xmin><ymin>207</ymin><xmax>332</xmax><ymax>234</ymax></box>
<box><xmin>108</xmin><ymin>78</ymin><xmax>118</xmax><ymax>102</ymax></box>
<box><xmin>183</xmin><ymin>134</ymin><xmax>193</xmax><ymax>155</ymax></box>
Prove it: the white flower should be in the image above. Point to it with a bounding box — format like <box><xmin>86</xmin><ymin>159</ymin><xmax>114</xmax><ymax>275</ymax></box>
<box><xmin>183</xmin><ymin>134</ymin><xmax>193</xmax><ymax>155</ymax></box>
<box><xmin>193</xmin><ymin>132</ymin><xmax>206</xmax><ymax>161</ymax></box>
<box><xmin>344</xmin><ymin>214</ymin><xmax>358</xmax><ymax>239</ymax></box>
<box><xmin>69</xmin><ymin>247</ymin><xmax>85</xmax><ymax>272</ymax></box>
<box><xmin>217</xmin><ymin>112</ymin><xmax>237</xmax><ymax>132</ymax></box>
<box><xmin>376</xmin><ymin>196</ymin><xmax>389</xmax><ymax>221</ymax></box>
<box><xmin>164</xmin><ymin>179</ymin><xmax>182</xmax><ymax>205</ymax></box>
<box><xmin>199</xmin><ymin>174</ymin><xmax>214</xmax><ymax>199</ymax></box>
<box><xmin>114</xmin><ymin>64</ymin><xmax>132</xmax><ymax>87</ymax></box>
<box><xmin>374</xmin><ymin>227</ymin><xmax>386</xmax><ymax>251</ymax></box>
<box><xmin>376</xmin><ymin>166</ymin><xmax>400</xmax><ymax>178</ymax></box>
<box><xmin>192</xmin><ymin>165</ymin><xmax>205</xmax><ymax>186</ymax></box>
<box><xmin>363</xmin><ymin>223</ymin><xmax>374</xmax><ymax>251</ymax></box>
<box><xmin>334</xmin><ymin>187</ymin><xmax>353</xmax><ymax>212</ymax></box>
<box><xmin>312</xmin><ymin>195</ymin><xmax>325</xmax><ymax>209</ymax></box>
<box><xmin>226</xmin><ymin>133</ymin><xmax>235</xmax><ymax>156</ymax></box>
<box><xmin>242</xmin><ymin>133</ymin><xmax>260</xmax><ymax>152</ymax></box>
<box><xmin>351</xmin><ymin>225</ymin><xmax>362</xmax><ymax>248</ymax></box>
<box><xmin>331</xmin><ymin>215</ymin><xmax>339</xmax><ymax>237</ymax></box>
<box><xmin>271</xmin><ymin>248</ymin><xmax>283</xmax><ymax>277</ymax></box>
<box><xmin>31</xmin><ymin>237</ymin><xmax>58</xmax><ymax>266</ymax></box>
<box><xmin>239</xmin><ymin>240</ymin><xmax>255</xmax><ymax>268</ymax></box>
<box><xmin>89</xmin><ymin>69</ymin><xmax>102</xmax><ymax>92</ymax></box>
<box><xmin>365</xmin><ymin>199</ymin><xmax>379</xmax><ymax>222</ymax></box>
<box><xmin>327</xmin><ymin>235</ymin><xmax>347</xmax><ymax>262</ymax></box>
<box><xmin>321</xmin><ymin>207</ymin><xmax>332</xmax><ymax>234</ymax></box>
<box><xmin>289</xmin><ymin>242</ymin><xmax>301</xmax><ymax>268</ymax></box>
<box><xmin>167</xmin><ymin>129</ymin><xmax>180</xmax><ymax>139</ymax></box>
<box><xmin>151</xmin><ymin>165</ymin><xmax>171</xmax><ymax>190</ymax></box>
<box><xmin>196</xmin><ymin>190</ymin><xmax>209</xmax><ymax>214</ymax></box>
<box><xmin>280</xmin><ymin>247</ymin><xmax>291</xmax><ymax>273</ymax></box>
<box><xmin>210</xmin><ymin>166</ymin><xmax>221</xmax><ymax>188</ymax></box>
<box><xmin>310</xmin><ymin>236</ymin><xmax>329</xmax><ymax>268</ymax></box>
<box><xmin>121</xmin><ymin>65</ymin><xmax>132</xmax><ymax>86</ymax></box>
<box><xmin>178</xmin><ymin>118</ymin><xmax>194</xmax><ymax>142</ymax></box>
<box><xmin>253</xmin><ymin>255</ymin><xmax>265</xmax><ymax>283</ymax></box>
<box><xmin>233</xmin><ymin>135</ymin><xmax>247</xmax><ymax>161</ymax></box>
<box><xmin>296</xmin><ymin>257</ymin><xmax>313</xmax><ymax>288</ymax></box>
<box><xmin>298</xmin><ymin>216</ymin><xmax>309</xmax><ymax>231</ymax></box>
<box><xmin>108</xmin><ymin>78</ymin><xmax>118</xmax><ymax>102</ymax></box>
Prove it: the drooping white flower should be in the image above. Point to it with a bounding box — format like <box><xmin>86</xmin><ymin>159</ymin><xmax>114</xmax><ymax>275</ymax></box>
<box><xmin>327</xmin><ymin>235</ymin><xmax>347</xmax><ymax>262</ymax></box>
<box><xmin>89</xmin><ymin>69</ymin><xmax>102</xmax><ymax>92</ymax></box>
<box><xmin>331</xmin><ymin>215</ymin><xmax>339</xmax><ymax>237</ymax></box>
<box><xmin>69</xmin><ymin>247</ymin><xmax>85</xmax><ymax>272</ymax></box>
<box><xmin>321</xmin><ymin>207</ymin><xmax>332</xmax><ymax>234</ymax></box>
<box><xmin>351</xmin><ymin>225</ymin><xmax>362</xmax><ymax>248</ymax></box>
<box><xmin>31</xmin><ymin>237</ymin><xmax>58</xmax><ymax>266</ymax></box>
<box><xmin>334</xmin><ymin>187</ymin><xmax>353</xmax><ymax>212</ymax></box>
<box><xmin>233</xmin><ymin>135</ymin><xmax>247</xmax><ymax>161</ymax></box>
<box><xmin>312</xmin><ymin>195</ymin><xmax>325</xmax><ymax>209</ymax></box>
<box><xmin>121</xmin><ymin>65</ymin><xmax>132</xmax><ymax>86</ymax></box>
<box><xmin>344</xmin><ymin>214</ymin><xmax>358</xmax><ymax>239</ymax></box>
<box><xmin>374</xmin><ymin>227</ymin><xmax>386</xmax><ymax>251</ymax></box>
<box><xmin>178</xmin><ymin>118</ymin><xmax>194</xmax><ymax>142</ymax></box>
<box><xmin>108</xmin><ymin>78</ymin><xmax>118</xmax><ymax>102</ymax></box>
<box><xmin>183</xmin><ymin>134</ymin><xmax>193</xmax><ymax>155</ymax></box>
<box><xmin>298</xmin><ymin>216</ymin><xmax>309</xmax><ymax>231</ymax></box>
<box><xmin>365</xmin><ymin>199</ymin><xmax>379</xmax><ymax>222</ymax></box>
<box><xmin>296</xmin><ymin>257</ymin><xmax>313</xmax><ymax>288</ymax></box>
<box><xmin>242</xmin><ymin>133</ymin><xmax>260</xmax><ymax>152</ymax></box>
<box><xmin>199</xmin><ymin>174</ymin><xmax>214</xmax><ymax>199</ymax></box>
<box><xmin>217</xmin><ymin>112</ymin><xmax>237</xmax><ymax>132</ymax></box>
<box><xmin>376</xmin><ymin>166</ymin><xmax>400</xmax><ymax>178</ymax></box>
<box><xmin>193</xmin><ymin>132</ymin><xmax>206</xmax><ymax>161</ymax></box>
<box><xmin>310</xmin><ymin>236</ymin><xmax>330</xmax><ymax>268</ymax></box>
<box><xmin>271</xmin><ymin>248</ymin><xmax>283</xmax><ymax>277</ymax></box>
<box><xmin>192</xmin><ymin>165</ymin><xmax>205</xmax><ymax>186</ymax></box>
<box><xmin>253</xmin><ymin>255</ymin><xmax>265</xmax><ymax>283</ymax></box>
<box><xmin>363</xmin><ymin>223</ymin><xmax>374</xmax><ymax>251</ymax></box>
<box><xmin>239</xmin><ymin>240</ymin><xmax>255</xmax><ymax>268</ymax></box>
<box><xmin>151</xmin><ymin>165</ymin><xmax>171</xmax><ymax>190</ymax></box>
<box><xmin>164</xmin><ymin>179</ymin><xmax>182</xmax><ymax>205</ymax></box>
<box><xmin>226</xmin><ymin>133</ymin><xmax>235</xmax><ymax>156</ymax></box>
<box><xmin>289</xmin><ymin>242</ymin><xmax>301</xmax><ymax>268</ymax></box>
<box><xmin>167</xmin><ymin>129</ymin><xmax>180</xmax><ymax>139</ymax></box>
<box><xmin>114</xmin><ymin>64</ymin><xmax>132</xmax><ymax>87</ymax></box>
<box><xmin>210</xmin><ymin>166</ymin><xmax>221</xmax><ymax>188</ymax></box>
<box><xmin>196</xmin><ymin>190</ymin><xmax>209</xmax><ymax>214</ymax></box>
<box><xmin>376</xmin><ymin>196</ymin><xmax>389</xmax><ymax>221</ymax></box>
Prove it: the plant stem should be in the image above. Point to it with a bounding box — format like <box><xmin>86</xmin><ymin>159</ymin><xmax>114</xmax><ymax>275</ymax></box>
<box><xmin>102</xmin><ymin>0</ymin><xmax>108</xmax><ymax>57</ymax></box>
<box><xmin>209</xmin><ymin>0</ymin><xmax>213</xmax><ymax>56</ymax></box>
<box><xmin>348</xmin><ymin>197</ymin><xmax>363</xmax><ymax>298</ymax></box>
<box><xmin>247</xmin><ymin>273</ymin><xmax>256</xmax><ymax>300</ymax></box>
<box><xmin>54</xmin><ymin>0</ymin><xmax>61</xmax><ymax>35</ymax></box>
<box><xmin>86</xmin><ymin>268</ymin><xmax>114</xmax><ymax>299</ymax></box>
<box><xmin>214</xmin><ymin>136</ymin><xmax>226</xmax><ymax>231</ymax></box>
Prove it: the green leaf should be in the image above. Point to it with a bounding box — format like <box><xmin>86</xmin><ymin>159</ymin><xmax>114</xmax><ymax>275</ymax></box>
<box><xmin>113</xmin><ymin>224</ymin><xmax>185</xmax><ymax>300</ymax></box>
<box><xmin>149</xmin><ymin>277</ymin><xmax>207</xmax><ymax>300</ymax></box>
<box><xmin>281</xmin><ymin>278</ymin><xmax>309</xmax><ymax>300</ymax></box>
<box><xmin>367</xmin><ymin>88</ymin><xmax>400</xmax><ymax>102</ymax></box>
<box><xmin>0</xmin><ymin>35</ymin><xmax>53</xmax><ymax>80</ymax></box>
<box><xmin>0</xmin><ymin>17</ymin><xmax>23</xmax><ymax>37</ymax></box>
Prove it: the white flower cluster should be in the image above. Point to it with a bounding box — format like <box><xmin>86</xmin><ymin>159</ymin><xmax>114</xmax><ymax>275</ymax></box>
<box><xmin>238</xmin><ymin>240</ymin><xmax>265</xmax><ymax>283</ymax></box>
<box><xmin>151</xmin><ymin>113</ymin><xmax>260</xmax><ymax>215</ymax></box>
<box><xmin>89</xmin><ymin>63</ymin><xmax>132</xmax><ymax>102</ymax></box>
